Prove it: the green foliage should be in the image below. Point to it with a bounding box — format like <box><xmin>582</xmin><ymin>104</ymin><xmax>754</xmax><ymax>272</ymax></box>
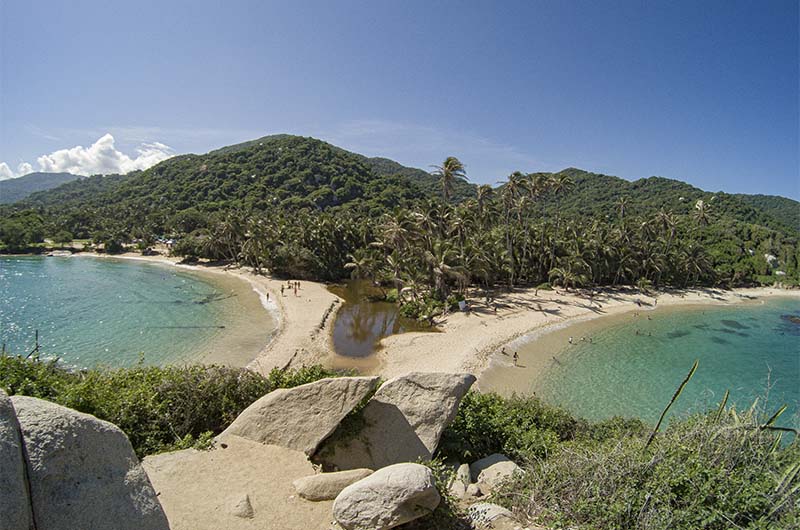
<box><xmin>438</xmin><ymin>391</ymin><xmax>578</xmax><ymax>462</ymax></box>
<box><xmin>493</xmin><ymin>407</ymin><xmax>800</xmax><ymax>530</ymax></box>
<box><xmin>2</xmin><ymin>135</ymin><xmax>797</xmax><ymax>293</ymax></box>
<box><xmin>265</xmin><ymin>364</ymin><xmax>348</xmax><ymax>389</ymax></box>
<box><xmin>0</xmin><ymin>356</ymin><xmax>339</xmax><ymax>457</ymax></box>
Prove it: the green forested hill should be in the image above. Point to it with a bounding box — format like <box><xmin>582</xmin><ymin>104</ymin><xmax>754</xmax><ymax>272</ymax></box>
<box><xmin>15</xmin><ymin>135</ymin><xmax>430</xmax><ymax>236</ymax></box>
<box><xmin>548</xmin><ymin>168</ymin><xmax>799</xmax><ymax>234</ymax></box>
<box><xmin>1</xmin><ymin>133</ymin><xmax>797</xmax><ymax>286</ymax></box>
<box><xmin>360</xmin><ymin>156</ymin><xmax>476</xmax><ymax>202</ymax></box>
<box><xmin>732</xmin><ymin>193</ymin><xmax>800</xmax><ymax>231</ymax></box>
<box><xmin>0</xmin><ymin>172</ymin><xmax>83</xmax><ymax>204</ymax></box>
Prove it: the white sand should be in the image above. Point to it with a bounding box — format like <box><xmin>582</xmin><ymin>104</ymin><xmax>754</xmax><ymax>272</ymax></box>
<box><xmin>91</xmin><ymin>252</ymin><xmax>799</xmax><ymax>387</ymax></box>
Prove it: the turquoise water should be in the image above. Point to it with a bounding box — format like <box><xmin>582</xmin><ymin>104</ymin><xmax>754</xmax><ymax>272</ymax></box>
<box><xmin>532</xmin><ymin>298</ymin><xmax>800</xmax><ymax>427</ymax></box>
<box><xmin>0</xmin><ymin>256</ymin><xmax>267</xmax><ymax>367</ymax></box>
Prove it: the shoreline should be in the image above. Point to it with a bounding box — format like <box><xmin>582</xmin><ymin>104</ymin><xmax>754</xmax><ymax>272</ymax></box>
<box><xmin>365</xmin><ymin>285</ymin><xmax>800</xmax><ymax>389</ymax></box>
<box><xmin>13</xmin><ymin>252</ymin><xmax>800</xmax><ymax>387</ymax></box>
<box><xmin>77</xmin><ymin>252</ymin><xmax>343</xmax><ymax>374</ymax></box>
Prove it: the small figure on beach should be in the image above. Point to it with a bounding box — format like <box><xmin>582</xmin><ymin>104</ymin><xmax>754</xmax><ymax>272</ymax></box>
<box><xmin>266</xmin><ymin>292</ymin><xmax>270</xmax><ymax>301</ymax></box>
<box><xmin>588</xmin><ymin>337</ymin><xmax>593</xmax><ymax>344</ymax></box>
<box><xmin>501</xmin><ymin>347</ymin><xmax>508</xmax><ymax>356</ymax></box>
<box><xmin>280</xmin><ymin>285</ymin><xmax>285</xmax><ymax>296</ymax></box>
<box><xmin>568</xmin><ymin>336</ymin><xmax>573</xmax><ymax>344</ymax></box>
<box><xmin>513</xmin><ymin>352</ymin><xmax>519</xmax><ymax>366</ymax></box>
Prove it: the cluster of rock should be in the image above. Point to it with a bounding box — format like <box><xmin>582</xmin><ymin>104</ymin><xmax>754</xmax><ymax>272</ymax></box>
<box><xmin>220</xmin><ymin>371</ymin><xmax>478</xmax><ymax>529</ymax></box>
<box><xmin>2</xmin><ymin>371</ymin><xmax>532</xmax><ymax>530</ymax></box>
<box><xmin>0</xmin><ymin>389</ymin><xmax>169</xmax><ymax>530</ymax></box>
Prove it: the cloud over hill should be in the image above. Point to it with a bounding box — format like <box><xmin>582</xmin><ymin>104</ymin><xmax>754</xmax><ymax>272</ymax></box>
<box><xmin>0</xmin><ymin>134</ymin><xmax>173</xmax><ymax>180</ymax></box>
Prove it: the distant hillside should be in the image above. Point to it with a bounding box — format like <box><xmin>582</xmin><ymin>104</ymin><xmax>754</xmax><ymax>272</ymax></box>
<box><xmin>361</xmin><ymin>157</ymin><xmax>476</xmax><ymax>202</ymax></box>
<box><xmin>547</xmin><ymin>168</ymin><xmax>799</xmax><ymax>236</ymax></box>
<box><xmin>732</xmin><ymin>193</ymin><xmax>800</xmax><ymax>232</ymax></box>
<box><xmin>21</xmin><ymin>135</ymin><xmax>429</xmax><ymax>216</ymax></box>
<box><xmin>8</xmin><ymin>135</ymin><xmax>797</xmax><ymax>245</ymax></box>
<box><xmin>0</xmin><ymin>172</ymin><xmax>82</xmax><ymax>203</ymax></box>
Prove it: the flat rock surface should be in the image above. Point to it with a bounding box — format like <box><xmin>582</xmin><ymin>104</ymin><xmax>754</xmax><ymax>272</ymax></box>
<box><xmin>143</xmin><ymin>435</ymin><xmax>335</xmax><ymax>530</ymax></box>
<box><xmin>221</xmin><ymin>376</ymin><xmax>379</xmax><ymax>455</ymax></box>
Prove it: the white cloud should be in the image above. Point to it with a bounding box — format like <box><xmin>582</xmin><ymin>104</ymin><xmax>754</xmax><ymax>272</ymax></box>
<box><xmin>0</xmin><ymin>134</ymin><xmax>174</xmax><ymax>180</ymax></box>
<box><xmin>0</xmin><ymin>163</ymin><xmax>14</xmax><ymax>180</ymax></box>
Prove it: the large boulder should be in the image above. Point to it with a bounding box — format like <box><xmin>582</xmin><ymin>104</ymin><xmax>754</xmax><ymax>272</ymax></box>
<box><xmin>0</xmin><ymin>390</ymin><xmax>33</xmax><ymax>530</ymax></box>
<box><xmin>220</xmin><ymin>376</ymin><xmax>379</xmax><ymax>455</ymax></box>
<box><xmin>293</xmin><ymin>468</ymin><xmax>373</xmax><ymax>501</ymax></box>
<box><xmin>11</xmin><ymin>395</ymin><xmax>169</xmax><ymax>530</ymax></box>
<box><xmin>470</xmin><ymin>454</ymin><xmax>522</xmax><ymax>492</ymax></box>
<box><xmin>333</xmin><ymin>463</ymin><xmax>440</xmax><ymax>530</ymax></box>
<box><xmin>318</xmin><ymin>372</ymin><xmax>475</xmax><ymax>469</ymax></box>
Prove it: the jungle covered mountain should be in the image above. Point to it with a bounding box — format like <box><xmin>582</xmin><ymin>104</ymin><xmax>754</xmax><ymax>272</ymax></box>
<box><xmin>0</xmin><ymin>172</ymin><xmax>83</xmax><ymax>204</ymax></box>
<box><xmin>20</xmin><ymin>135</ymin><xmax>428</xmax><ymax>215</ymax></box>
<box><xmin>1</xmin><ymin>133</ymin><xmax>798</xmax><ymax>287</ymax></box>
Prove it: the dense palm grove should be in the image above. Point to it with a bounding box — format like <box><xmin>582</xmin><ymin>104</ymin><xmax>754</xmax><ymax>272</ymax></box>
<box><xmin>1</xmin><ymin>135</ymin><xmax>798</xmax><ymax>308</ymax></box>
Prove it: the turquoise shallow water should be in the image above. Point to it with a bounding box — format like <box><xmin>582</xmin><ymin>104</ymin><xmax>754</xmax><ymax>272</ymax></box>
<box><xmin>531</xmin><ymin>298</ymin><xmax>800</xmax><ymax>427</ymax></box>
<box><xmin>0</xmin><ymin>256</ymin><xmax>267</xmax><ymax>367</ymax></box>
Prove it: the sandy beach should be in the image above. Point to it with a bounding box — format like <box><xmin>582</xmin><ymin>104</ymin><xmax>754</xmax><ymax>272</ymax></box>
<box><xmin>82</xmin><ymin>252</ymin><xmax>799</xmax><ymax>393</ymax></box>
<box><xmin>369</xmin><ymin>285</ymin><xmax>800</xmax><ymax>390</ymax></box>
<box><xmin>85</xmin><ymin>252</ymin><xmax>342</xmax><ymax>373</ymax></box>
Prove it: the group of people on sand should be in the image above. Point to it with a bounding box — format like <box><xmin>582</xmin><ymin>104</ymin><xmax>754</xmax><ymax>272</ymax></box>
<box><xmin>500</xmin><ymin>347</ymin><xmax>519</xmax><ymax>366</ymax></box>
<box><xmin>280</xmin><ymin>280</ymin><xmax>301</xmax><ymax>297</ymax></box>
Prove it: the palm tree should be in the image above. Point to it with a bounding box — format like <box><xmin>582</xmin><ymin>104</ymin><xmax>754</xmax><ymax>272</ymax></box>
<box><xmin>431</xmin><ymin>157</ymin><xmax>468</xmax><ymax>202</ymax></box>
<box><xmin>616</xmin><ymin>196</ymin><xmax>630</xmax><ymax>224</ymax></box>
<box><xmin>694</xmin><ymin>199</ymin><xmax>710</xmax><ymax>226</ymax></box>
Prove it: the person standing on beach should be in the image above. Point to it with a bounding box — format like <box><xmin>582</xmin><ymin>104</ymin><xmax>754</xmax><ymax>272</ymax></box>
<box><xmin>280</xmin><ymin>285</ymin><xmax>285</xmax><ymax>296</ymax></box>
<box><xmin>513</xmin><ymin>352</ymin><xmax>519</xmax><ymax>366</ymax></box>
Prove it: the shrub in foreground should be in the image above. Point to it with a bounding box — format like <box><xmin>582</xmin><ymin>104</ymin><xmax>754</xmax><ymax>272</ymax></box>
<box><xmin>494</xmin><ymin>407</ymin><xmax>800</xmax><ymax>530</ymax></box>
<box><xmin>0</xmin><ymin>355</ymin><xmax>341</xmax><ymax>457</ymax></box>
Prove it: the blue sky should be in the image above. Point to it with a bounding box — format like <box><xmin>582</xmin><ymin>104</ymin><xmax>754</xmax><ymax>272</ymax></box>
<box><xmin>1</xmin><ymin>0</ymin><xmax>798</xmax><ymax>198</ymax></box>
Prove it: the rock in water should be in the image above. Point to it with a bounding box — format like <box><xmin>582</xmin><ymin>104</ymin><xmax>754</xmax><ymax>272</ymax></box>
<box><xmin>318</xmin><ymin>372</ymin><xmax>475</xmax><ymax>469</ymax></box>
<box><xmin>333</xmin><ymin>463</ymin><xmax>440</xmax><ymax>530</ymax></box>
<box><xmin>0</xmin><ymin>389</ymin><xmax>33</xmax><ymax>530</ymax></box>
<box><xmin>11</xmin><ymin>396</ymin><xmax>169</xmax><ymax>530</ymax></box>
<box><xmin>294</xmin><ymin>468</ymin><xmax>374</xmax><ymax>501</ymax></box>
<box><xmin>470</xmin><ymin>454</ymin><xmax>522</xmax><ymax>492</ymax></box>
<box><xmin>220</xmin><ymin>376</ymin><xmax>380</xmax><ymax>455</ymax></box>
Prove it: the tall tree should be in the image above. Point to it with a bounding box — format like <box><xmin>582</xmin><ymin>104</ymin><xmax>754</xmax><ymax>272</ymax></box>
<box><xmin>431</xmin><ymin>157</ymin><xmax>468</xmax><ymax>202</ymax></box>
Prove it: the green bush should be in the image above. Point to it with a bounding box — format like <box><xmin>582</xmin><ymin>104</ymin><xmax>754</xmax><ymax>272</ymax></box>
<box><xmin>384</xmin><ymin>288</ymin><xmax>399</xmax><ymax>303</ymax></box>
<box><xmin>493</xmin><ymin>407</ymin><xmax>800</xmax><ymax>530</ymax></box>
<box><xmin>438</xmin><ymin>391</ymin><xmax>578</xmax><ymax>462</ymax></box>
<box><xmin>0</xmin><ymin>356</ymin><xmax>341</xmax><ymax>457</ymax></box>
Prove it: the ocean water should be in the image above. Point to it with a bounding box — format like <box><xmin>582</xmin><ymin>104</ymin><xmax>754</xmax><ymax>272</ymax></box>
<box><xmin>0</xmin><ymin>256</ymin><xmax>272</xmax><ymax>368</ymax></box>
<box><xmin>531</xmin><ymin>298</ymin><xmax>800</xmax><ymax>427</ymax></box>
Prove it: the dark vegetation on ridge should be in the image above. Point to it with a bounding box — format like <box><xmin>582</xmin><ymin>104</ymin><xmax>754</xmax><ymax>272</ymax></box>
<box><xmin>1</xmin><ymin>356</ymin><xmax>797</xmax><ymax>530</ymax></box>
<box><xmin>1</xmin><ymin>135</ymin><xmax>798</xmax><ymax>306</ymax></box>
<box><xmin>0</xmin><ymin>171</ymin><xmax>83</xmax><ymax>204</ymax></box>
